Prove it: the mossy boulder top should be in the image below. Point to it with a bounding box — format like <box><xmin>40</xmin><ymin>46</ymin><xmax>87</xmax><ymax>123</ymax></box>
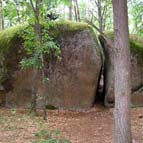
<box><xmin>104</xmin><ymin>32</ymin><xmax>143</xmax><ymax>63</ymax></box>
<box><xmin>104</xmin><ymin>32</ymin><xmax>143</xmax><ymax>90</ymax></box>
<box><xmin>0</xmin><ymin>21</ymin><xmax>102</xmax><ymax>110</ymax></box>
<box><xmin>0</xmin><ymin>21</ymin><xmax>94</xmax><ymax>58</ymax></box>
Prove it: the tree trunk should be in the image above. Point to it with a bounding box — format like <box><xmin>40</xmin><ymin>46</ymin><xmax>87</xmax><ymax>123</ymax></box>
<box><xmin>29</xmin><ymin>0</ymin><xmax>42</xmax><ymax>115</ymax></box>
<box><xmin>74</xmin><ymin>0</ymin><xmax>80</xmax><ymax>21</ymax></box>
<box><xmin>69</xmin><ymin>0</ymin><xmax>72</xmax><ymax>20</ymax></box>
<box><xmin>31</xmin><ymin>68</ymin><xmax>38</xmax><ymax>115</ymax></box>
<box><xmin>40</xmin><ymin>41</ymin><xmax>47</xmax><ymax>120</ymax></box>
<box><xmin>112</xmin><ymin>0</ymin><xmax>132</xmax><ymax>143</ymax></box>
<box><xmin>97</xmin><ymin>0</ymin><xmax>103</xmax><ymax>32</ymax></box>
<box><xmin>30</xmin><ymin>0</ymin><xmax>47</xmax><ymax>119</ymax></box>
<box><xmin>0</xmin><ymin>0</ymin><xmax>4</xmax><ymax>30</ymax></box>
<box><xmin>42</xmin><ymin>67</ymin><xmax>47</xmax><ymax>120</ymax></box>
<box><xmin>73</xmin><ymin>1</ymin><xmax>78</xmax><ymax>21</ymax></box>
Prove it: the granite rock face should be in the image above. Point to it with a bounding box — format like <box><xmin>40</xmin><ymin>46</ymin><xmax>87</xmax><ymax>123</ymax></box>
<box><xmin>45</xmin><ymin>29</ymin><xmax>102</xmax><ymax>110</ymax></box>
<box><xmin>130</xmin><ymin>52</ymin><xmax>143</xmax><ymax>107</ymax></box>
<box><xmin>0</xmin><ymin>22</ymin><xmax>102</xmax><ymax>110</ymax></box>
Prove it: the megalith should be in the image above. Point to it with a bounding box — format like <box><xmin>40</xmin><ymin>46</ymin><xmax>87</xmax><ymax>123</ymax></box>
<box><xmin>0</xmin><ymin>21</ymin><xmax>102</xmax><ymax>110</ymax></box>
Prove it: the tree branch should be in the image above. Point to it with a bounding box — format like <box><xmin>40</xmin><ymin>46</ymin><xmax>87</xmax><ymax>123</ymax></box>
<box><xmin>94</xmin><ymin>0</ymin><xmax>99</xmax><ymax>7</ymax></box>
<box><xmin>101</xmin><ymin>5</ymin><xmax>107</xmax><ymax>19</ymax></box>
<box><xmin>85</xmin><ymin>20</ymin><xmax>113</xmax><ymax>48</ymax></box>
<box><xmin>30</xmin><ymin>0</ymin><xmax>36</xmax><ymax>14</ymax></box>
<box><xmin>85</xmin><ymin>20</ymin><xmax>105</xmax><ymax>36</ymax></box>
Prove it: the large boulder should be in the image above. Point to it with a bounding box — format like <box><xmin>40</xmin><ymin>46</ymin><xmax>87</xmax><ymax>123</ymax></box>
<box><xmin>0</xmin><ymin>21</ymin><xmax>102</xmax><ymax>110</ymax></box>
<box><xmin>99</xmin><ymin>34</ymin><xmax>143</xmax><ymax>107</ymax></box>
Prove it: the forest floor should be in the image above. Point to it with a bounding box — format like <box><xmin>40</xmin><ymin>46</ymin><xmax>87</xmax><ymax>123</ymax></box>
<box><xmin>0</xmin><ymin>105</ymin><xmax>143</xmax><ymax>143</ymax></box>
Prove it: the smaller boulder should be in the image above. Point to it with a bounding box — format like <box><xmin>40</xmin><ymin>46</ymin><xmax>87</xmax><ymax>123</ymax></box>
<box><xmin>99</xmin><ymin>34</ymin><xmax>143</xmax><ymax>107</ymax></box>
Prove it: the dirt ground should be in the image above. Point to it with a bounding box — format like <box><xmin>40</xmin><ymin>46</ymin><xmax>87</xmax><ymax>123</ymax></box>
<box><xmin>0</xmin><ymin>105</ymin><xmax>143</xmax><ymax>143</ymax></box>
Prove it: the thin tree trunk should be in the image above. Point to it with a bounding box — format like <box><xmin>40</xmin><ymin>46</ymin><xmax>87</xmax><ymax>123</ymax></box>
<box><xmin>29</xmin><ymin>0</ymin><xmax>41</xmax><ymax>115</ymax></box>
<box><xmin>74</xmin><ymin>0</ymin><xmax>80</xmax><ymax>21</ymax></box>
<box><xmin>97</xmin><ymin>0</ymin><xmax>103</xmax><ymax>32</ymax></box>
<box><xmin>40</xmin><ymin>46</ymin><xmax>47</xmax><ymax>120</ymax></box>
<box><xmin>0</xmin><ymin>0</ymin><xmax>4</xmax><ymax>30</ymax></box>
<box><xmin>112</xmin><ymin>0</ymin><xmax>132</xmax><ymax>143</ymax></box>
<box><xmin>74</xmin><ymin>2</ymin><xmax>78</xmax><ymax>21</ymax></box>
<box><xmin>30</xmin><ymin>0</ymin><xmax>47</xmax><ymax>119</ymax></box>
<box><xmin>41</xmin><ymin>65</ymin><xmax>47</xmax><ymax>120</ymax></box>
<box><xmin>69</xmin><ymin>0</ymin><xmax>72</xmax><ymax>20</ymax></box>
<box><xmin>31</xmin><ymin>68</ymin><xmax>38</xmax><ymax>115</ymax></box>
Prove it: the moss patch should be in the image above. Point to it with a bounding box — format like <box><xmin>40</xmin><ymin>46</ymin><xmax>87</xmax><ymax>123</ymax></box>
<box><xmin>104</xmin><ymin>32</ymin><xmax>143</xmax><ymax>62</ymax></box>
<box><xmin>0</xmin><ymin>24</ymin><xmax>24</xmax><ymax>58</ymax></box>
<box><xmin>49</xmin><ymin>20</ymin><xmax>93</xmax><ymax>38</ymax></box>
<box><xmin>129</xmin><ymin>35</ymin><xmax>143</xmax><ymax>61</ymax></box>
<box><xmin>0</xmin><ymin>21</ymin><xmax>92</xmax><ymax>57</ymax></box>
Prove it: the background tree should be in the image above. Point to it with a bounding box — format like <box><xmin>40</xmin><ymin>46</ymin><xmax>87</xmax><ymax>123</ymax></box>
<box><xmin>3</xmin><ymin>0</ymin><xmax>23</xmax><ymax>26</ymax></box>
<box><xmin>129</xmin><ymin>0</ymin><xmax>143</xmax><ymax>36</ymax></box>
<box><xmin>112</xmin><ymin>0</ymin><xmax>132</xmax><ymax>142</ymax></box>
<box><xmin>72</xmin><ymin>0</ymin><xmax>80</xmax><ymax>21</ymax></box>
<box><xmin>0</xmin><ymin>0</ymin><xmax>4</xmax><ymax>30</ymax></box>
<box><xmin>69</xmin><ymin>0</ymin><xmax>73</xmax><ymax>20</ymax></box>
<box><xmin>87</xmin><ymin>0</ymin><xmax>112</xmax><ymax>32</ymax></box>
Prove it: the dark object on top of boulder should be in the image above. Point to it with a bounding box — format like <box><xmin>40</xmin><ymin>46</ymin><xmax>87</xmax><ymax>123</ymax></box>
<box><xmin>47</xmin><ymin>12</ymin><xmax>59</xmax><ymax>21</ymax></box>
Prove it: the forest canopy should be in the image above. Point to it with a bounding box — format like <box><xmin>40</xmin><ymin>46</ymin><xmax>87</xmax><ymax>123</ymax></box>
<box><xmin>0</xmin><ymin>0</ymin><xmax>143</xmax><ymax>37</ymax></box>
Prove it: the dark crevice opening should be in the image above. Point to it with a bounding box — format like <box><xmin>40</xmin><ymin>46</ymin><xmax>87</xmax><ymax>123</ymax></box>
<box><xmin>93</xmin><ymin>66</ymin><xmax>105</xmax><ymax>106</ymax></box>
<box><xmin>93</xmin><ymin>35</ymin><xmax>107</xmax><ymax>106</ymax></box>
<box><xmin>96</xmin><ymin>35</ymin><xmax>115</xmax><ymax>107</ymax></box>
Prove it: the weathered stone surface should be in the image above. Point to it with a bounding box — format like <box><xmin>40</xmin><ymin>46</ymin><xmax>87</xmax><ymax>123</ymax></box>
<box><xmin>6</xmin><ymin>70</ymin><xmax>40</xmax><ymax>108</ymax></box>
<box><xmin>131</xmin><ymin>54</ymin><xmax>143</xmax><ymax>106</ymax></box>
<box><xmin>131</xmin><ymin>56</ymin><xmax>143</xmax><ymax>91</ymax></box>
<box><xmin>45</xmin><ymin>29</ymin><xmax>102</xmax><ymax>110</ymax></box>
<box><xmin>99</xmin><ymin>35</ymin><xmax>143</xmax><ymax>107</ymax></box>
<box><xmin>0</xmin><ymin>22</ymin><xmax>102</xmax><ymax>110</ymax></box>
